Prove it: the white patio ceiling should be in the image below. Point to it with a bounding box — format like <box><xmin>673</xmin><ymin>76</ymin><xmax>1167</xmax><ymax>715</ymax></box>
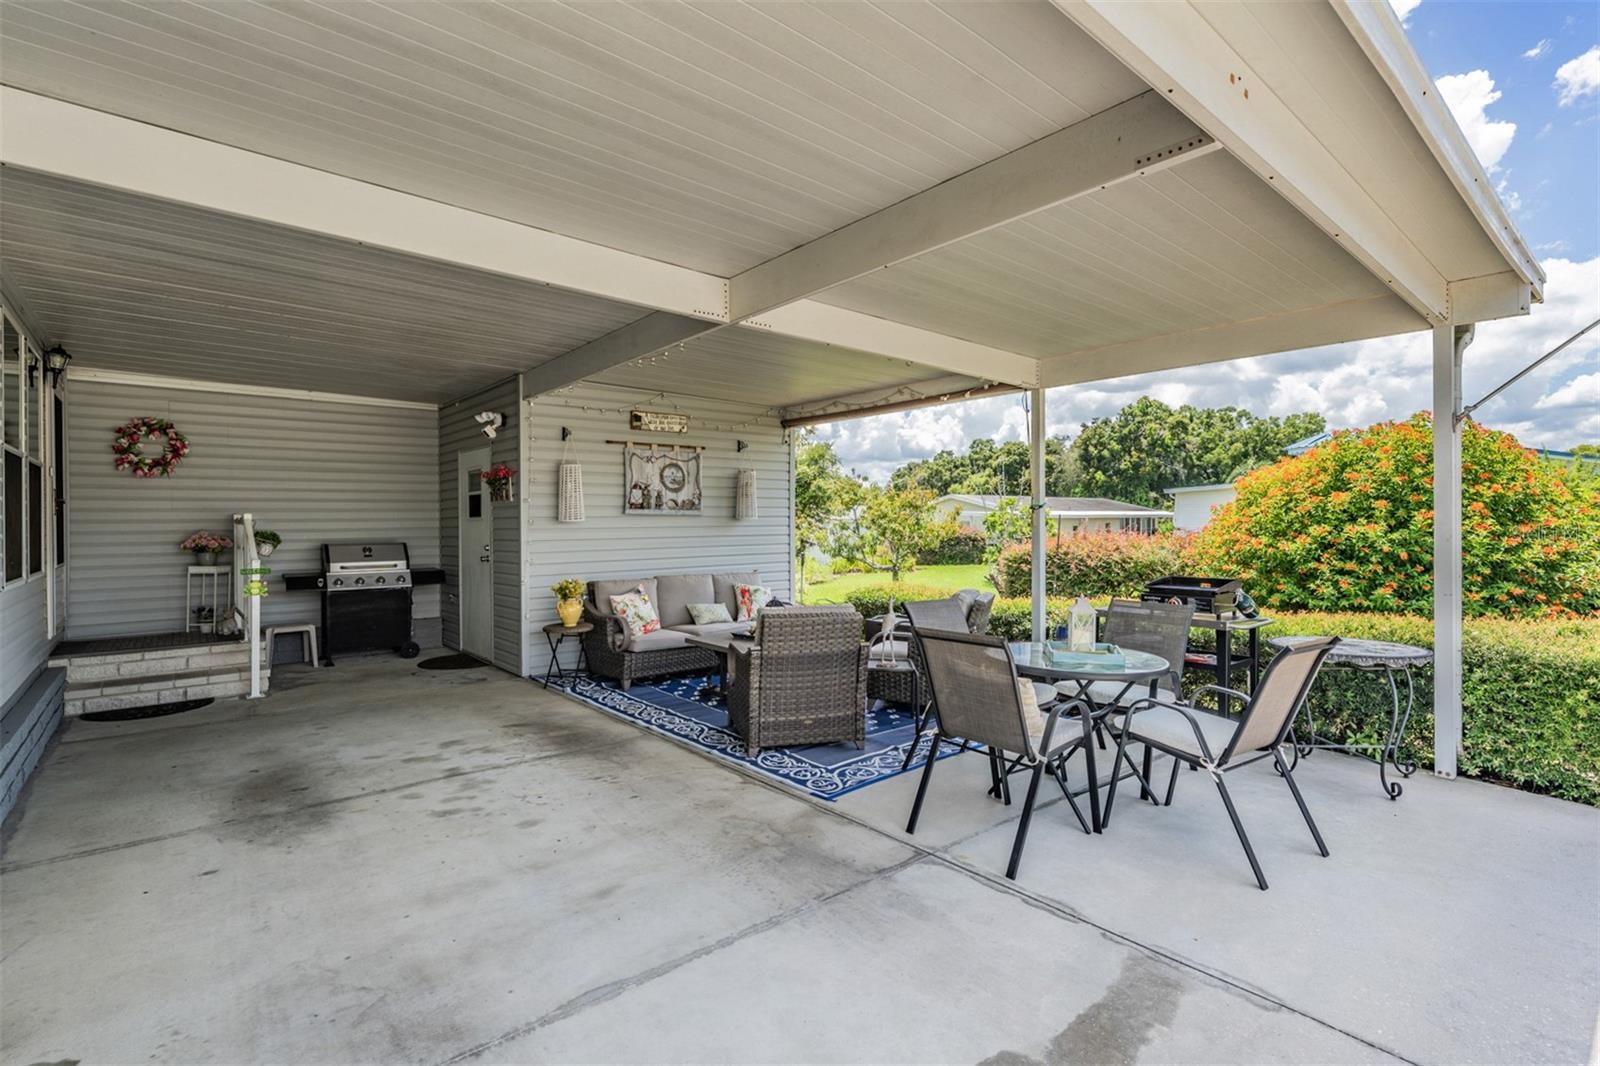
<box><xmin>0</xmin><ymin>0</ymin><xmax>1542</xmax><ymax>414</ymax></box>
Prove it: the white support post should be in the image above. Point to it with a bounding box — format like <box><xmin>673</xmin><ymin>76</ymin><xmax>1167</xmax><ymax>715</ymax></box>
<box><xmin>234</xmin><ymin>512</ymin><xmax>265</xmax><ymax>700</ymax></box>
<box><xmin>1432</xmin><ymin>323</ymin><xmax>1473</xmax><ymax>777</ymax></box>
<box><xmin>1028</xmin><ymin>389</ymin><xmax>1048</xmax><ymax>643</ymax></box>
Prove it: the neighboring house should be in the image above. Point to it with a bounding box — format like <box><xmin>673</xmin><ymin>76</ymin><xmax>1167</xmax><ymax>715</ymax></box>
<box><xmin>933</xmin><ymin>494</ymin><xmax>1171</xmax><ymax>537</ymax></box>
<box><xmin>1166</xmin><ymin>431</ymin><xmax>1332</xmax><ymax>530</ymax></box>
<box><xmin>1166</xmin><ymin>484</ymin><xmax>1239</xmax><ymax>531</ymax></box>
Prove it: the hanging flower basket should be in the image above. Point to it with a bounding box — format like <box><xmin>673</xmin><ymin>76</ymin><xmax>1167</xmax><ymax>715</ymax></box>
<box><xmin>112</xmin><ymin>416</ymin><xmax>189</xmax><ymax>478</ymax></box>
<box><xmin>481</xmin><ymin>462</ymin><xmax>517</xmax><ymax>503</ymax></box>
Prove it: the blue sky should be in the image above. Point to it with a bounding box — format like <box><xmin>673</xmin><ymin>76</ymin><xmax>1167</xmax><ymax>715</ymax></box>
<box><xmin>818</xmin><ymin>1</ymin><xmax>1600</xmax><ymax>483</ymax></box>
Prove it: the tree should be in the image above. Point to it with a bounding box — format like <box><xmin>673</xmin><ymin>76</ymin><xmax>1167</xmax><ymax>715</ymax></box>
<box><xmin>981</xmin><ymin>496</ymin><xmax>1031</xmax><ymax>562</ymax></box>
<box><xmin>1193</xmin><ymin>413</ymin><xmax>1600</xmax><ymax>617</ymax></box>
<box><xmin>830</xmin><ymin>485</ymin><xmax>958</xmax><ymax>581</ymax></box>
<box><xmin>793</xmin><ymin>439</ymin><xmax>853</xmax><ymax>591</ymax></box>
<box><xmin>890</xmin><ymin>435</ymin><xmax>1078</xmax><ymax>496</ymax></box>
<box><xmin>1072</xmin><ymin>398</ymin><xmax>1325</xmax><ymax>507</ymax></box>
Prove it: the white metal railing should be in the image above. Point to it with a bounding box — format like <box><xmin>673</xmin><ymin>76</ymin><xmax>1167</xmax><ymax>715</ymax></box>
<box><xmin>232</xmin><ymin>512</ymin><xmax>267</xmax><ymax>699</ymax></box>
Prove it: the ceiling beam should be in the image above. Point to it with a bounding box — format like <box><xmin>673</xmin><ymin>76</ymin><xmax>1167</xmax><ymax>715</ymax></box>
<box><xmin>728</xmin><ymin>91</ymin><xmax>1216</xmax><ymax>322</ymax></box>
<box><xmin>1052</xmin><ymin>0</ymin><xmax>1452</xmax><ymax>324</ymax></box>
<box><xmin>1038</xmin><ymin>294</ymin><xmax>1423</xmax><ymax>387</ymax></box>
<box><xmin>521</xmin><ymin>312</ymin><xmax>719</xmax><ymax>397</ymax></box>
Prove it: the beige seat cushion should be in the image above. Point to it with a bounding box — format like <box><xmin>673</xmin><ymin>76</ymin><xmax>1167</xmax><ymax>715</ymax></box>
<box><xmin>1113</xmin><ymin>704</ymin><xmax>1237</xmax><ymax>761</ymax></box>
<box><xmin>654</xmin><ymin>573</ymin><xmax>716</xmax><ymax>629</ymax></box>
<box><xmin>624</xmin><ymin>629</ymin><xmax>693</xmax><ymax>653</ymax></box>
<box><xmin>671</xmin><ymin>622</ymin><xmax>750</xmax><ymax>639</ymax></box>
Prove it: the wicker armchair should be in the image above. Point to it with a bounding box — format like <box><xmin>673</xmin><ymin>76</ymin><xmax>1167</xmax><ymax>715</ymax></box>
<box><xmin>726</xmin><ymin>607</ymin><xmax>867</xmax><ymax>755</ymax></box>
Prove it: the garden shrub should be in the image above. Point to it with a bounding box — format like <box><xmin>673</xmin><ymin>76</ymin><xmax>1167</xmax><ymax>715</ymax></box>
<box><xmin>991</xmin><ymin>531</ymin><xmax>1195</xmax><ymax>599</ymax></box>
<box><xmin>1193</xmin><ymin>413</ymin><xmax>1600</xmax><ymax>617</ymax></box>
<box><xmin>922</xmin><ymin>527</ymin><xmax>988</xmax><ymax>565</ymax></box>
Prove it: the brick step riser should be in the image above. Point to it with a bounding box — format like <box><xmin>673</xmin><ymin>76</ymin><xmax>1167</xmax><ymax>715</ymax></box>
<box><xmin>49</xmin><ymin>646</ymin><xmax>256</xmax><ymax>684</ymax></box>
<box><xmin>65</xmin><ymin>675</ymin><xmax>257</xmax><ymax>717</ymax></box>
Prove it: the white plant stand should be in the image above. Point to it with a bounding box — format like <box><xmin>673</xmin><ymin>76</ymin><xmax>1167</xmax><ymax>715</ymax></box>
<box><xmin>186</xmin><ymin>565</ymin><xmax>232</xmax><ymax>634</ymax></box>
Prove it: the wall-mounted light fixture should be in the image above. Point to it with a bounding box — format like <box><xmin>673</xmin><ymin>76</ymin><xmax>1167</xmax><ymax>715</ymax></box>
<box><xmin>474</xmin><ymin>410</ymin><xmax>504</xmax><ymax>439</ymax></box>
<box><xmin>43</xmin><ymin>345</ymin><xmax>73</xmax><ymax>387</ymax></box>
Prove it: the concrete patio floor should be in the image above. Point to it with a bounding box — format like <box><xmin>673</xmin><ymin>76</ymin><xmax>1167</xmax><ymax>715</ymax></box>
<box><xmin>3</xmin><ymin>654</ymin><xmax>1595</xmax><ymax>1065</ymax></box>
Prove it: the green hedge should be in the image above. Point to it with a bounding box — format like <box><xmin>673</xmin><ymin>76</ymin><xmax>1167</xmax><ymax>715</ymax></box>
<box><xmin>922</xmin><ymin>528</ymin><xmax>988</xmax><ymax>565</ymax></box>
<box><xmin>837</xmin><ymin>585</ymin><xmax>1600</xmax><ymax>805</ymax></box>
<box><xmin>992</xmin><ymin>531</ymin><xmax>1195</xmax><ymax>599</ymax></box>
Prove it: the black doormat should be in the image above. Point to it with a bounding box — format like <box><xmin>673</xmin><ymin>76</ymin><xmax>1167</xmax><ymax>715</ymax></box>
<box><xmin>418</xmin><ymin>653</ymin><xmax>488</xmax><ymax>671</ymax></box>
<box><xmin>80</xmin><ymin>698</ymin><xmax>215</xmax><ymax>723</ymax></box>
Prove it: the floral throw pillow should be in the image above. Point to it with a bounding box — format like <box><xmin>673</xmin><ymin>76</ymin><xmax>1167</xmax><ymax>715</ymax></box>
<box><xmin>609</xmin><ymin>586</ymin><xmax>661</xmax><ymax>637</ymax></box>
<box><xmin>734</xmin><ymin>583</ymin><xmax>775</xmax><ymax>622</ymax></box>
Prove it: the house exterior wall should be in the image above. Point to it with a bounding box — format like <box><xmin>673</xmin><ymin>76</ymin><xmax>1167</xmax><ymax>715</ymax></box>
<box><xmin>438</xmin><ymin>378</ymin><xmax>521</xmax><ymax>676</ymax></box>
<box><xmin>1170</xmin><ymin>485</ymin><xmax>1237</xmax><ymax>530</ymax></box>
<box><xmin>64</xmin><ymin>376</ymin><xmax>440</xmax><ymax>641</ymax></box>
<box><xmin>0</xmin><ymin>286</ymin><xmax>58</xmax><ymax>712</ymax></box>
<box><xmin>521</xmin><ymin>382</ymin><xmax>792</xmax><ymax>672</ymax></box>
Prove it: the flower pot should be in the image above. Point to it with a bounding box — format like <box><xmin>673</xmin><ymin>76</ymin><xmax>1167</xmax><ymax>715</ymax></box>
<box><xmin>488</xmin><ymin>479</ymin><xmax>514</xmax><ymax>504</ymax></box>
<box><xmin>557</xmin><ymin>598</ymin><xmax>583</xmax><ymax>627</ymax></box>
<box><xmin>196</xmin><ymin>551</ymin><xmax>218</xmax><ymax>566</ymax></box>
<box><xmin>256</xmin><ymin>541</ymin><xmax>276</xmax><ymax>557</ymax></box>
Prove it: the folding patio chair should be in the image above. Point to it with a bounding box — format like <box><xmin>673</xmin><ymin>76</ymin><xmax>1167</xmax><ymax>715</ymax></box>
<box><xmin>1103</xmin><ymin>636</ymin><xmax>1340</xmax><ymax>890</ymax></box>
<box><xmin>904</xmin><ymin>628</ymin><xmax>1091</xmax><ymax>880</ymax></box>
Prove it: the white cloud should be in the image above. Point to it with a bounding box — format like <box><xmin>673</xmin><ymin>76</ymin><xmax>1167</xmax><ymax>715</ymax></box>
<box><xmin>1555</xmin><ymin>45</ymin><xmax>1600</xmax><ymax>106</ymax></box>
<box><xmin>1536</xmin><ymin>370</ymin><xmax>1600</xmax><ymax>410</ymax></box>
<box><xmin>1536</xmin><ymin>238</ymin><xmax>1571</xmax><ymax>254</ymax></box>
<box><xmin>813</xmin><ymin>258</ymin><xmax>1600</xmax><ymax>481</ymax></box>
<box><xmin>1522</xmin><ymin>39</ymin><xmax>1552</xmax><ymax>61</ymax></box>
<box><xmin>1436</xmin><ymin>70</ymin><xmax>1517</xmax><ymax>170</ymax></box>
<box><xmin>1388</xmin><ymin>0</ymin><xmax>1422</xmax><ymax>23</ymax></box>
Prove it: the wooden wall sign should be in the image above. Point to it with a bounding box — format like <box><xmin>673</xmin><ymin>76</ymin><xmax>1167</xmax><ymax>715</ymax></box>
<box><xmin>630</xmin><ymin>409</ymin><xmax>688</xmax><ymax>433</ymax></box>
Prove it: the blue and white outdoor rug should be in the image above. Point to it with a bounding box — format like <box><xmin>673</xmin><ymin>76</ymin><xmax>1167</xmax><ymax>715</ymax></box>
<box><xmin>548</xmin><ymin>673</ymin><xmax>964</xmax><ymax>800</ymax></box>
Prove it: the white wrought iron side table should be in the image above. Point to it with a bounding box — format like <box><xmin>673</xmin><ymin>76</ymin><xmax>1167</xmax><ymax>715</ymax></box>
<box><xmin>1269</xmin><ymin>636</ymin><xmax>1433</xmax><ymax>800</ymax></box>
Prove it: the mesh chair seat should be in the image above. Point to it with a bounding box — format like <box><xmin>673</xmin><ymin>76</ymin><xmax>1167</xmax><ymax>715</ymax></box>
<box><xmin>868</xmin><ymin>640</ymin><xmax>912</xmax><ymax>660</ymax></box>
<box><xmin>1060</xmin><ymin>678</ymin><xmax>1161</xmax><ymax>707</ymax></box>
<box><xmin>1111</xmin><ymin>704</ymin><xmax>1237</xmax><ymax>761</ymax></box>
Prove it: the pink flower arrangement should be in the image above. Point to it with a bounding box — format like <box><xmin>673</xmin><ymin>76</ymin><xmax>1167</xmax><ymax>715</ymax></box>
<box><xmin>180</xmin><ymin>531</ymin><xmax>233</xmax><ymax>555</ymax></box>
<box><xmin>480</xmin><ymin>463</ymin><xmax>516</xmax><ymax>486</ymax></box>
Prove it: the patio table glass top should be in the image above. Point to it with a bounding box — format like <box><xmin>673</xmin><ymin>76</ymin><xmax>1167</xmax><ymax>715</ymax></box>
<box><xmin>1007</xmin><ymin>643</ymin><xmax>1169</xmax><ymax>683</ymax></box>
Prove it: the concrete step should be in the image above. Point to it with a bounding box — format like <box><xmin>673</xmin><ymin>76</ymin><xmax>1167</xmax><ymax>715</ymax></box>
<box><xmin>64</xmin><ymin>665</ymin><xmax>268</xmax><ymax>717</ymax></box>
<box><xmin>49</xmin><ymin>641</ymin><xmax>255</xmax><ymax>685</ymax></box>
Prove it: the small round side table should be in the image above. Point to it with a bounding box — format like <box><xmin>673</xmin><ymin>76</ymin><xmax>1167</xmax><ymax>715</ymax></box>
<box><xmin>541</xmin><ymin>621</ymin><xmax>592</xmax><ymax>688</ymax></box>
<box><xmin>1269</xmin><ymin>636</ymin><xmax>1433</xmax><ymax>799</ymax></box>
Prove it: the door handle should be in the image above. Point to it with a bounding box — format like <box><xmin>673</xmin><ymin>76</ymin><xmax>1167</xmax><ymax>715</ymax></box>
<box><xmin>480</xmin><ymin>555</ymin><xmax>491</xmax><ymax>562</ymax></box>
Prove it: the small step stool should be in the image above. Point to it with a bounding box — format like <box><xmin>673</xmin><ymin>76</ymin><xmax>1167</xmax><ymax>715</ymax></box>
<box><xmin>265</xmin><ymin>624</ymin><xmax>319</xmax><ymax>668</ymax></box>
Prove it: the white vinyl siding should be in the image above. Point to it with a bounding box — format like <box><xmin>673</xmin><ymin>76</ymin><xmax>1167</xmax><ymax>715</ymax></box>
<box><xmin>522</xmin><ymin>382</ymin><xmax>793</xmax><ymax>672</ymax></box>
<box><xmin>64</xmin><ymin>379</ymin><xmax>439</xmax><ymax>640</ymax></box>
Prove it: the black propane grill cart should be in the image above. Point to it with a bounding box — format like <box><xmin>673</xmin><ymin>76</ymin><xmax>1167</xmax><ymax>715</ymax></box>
<box><xmin>282</xmin><ymin>542</ymin><xmax>445</xmax><ymax>665</ymax></box>
<box><xmin>1130</xmin><ymin>575</ymin><xmax>1275</xmax><ymax>716</ymax></box>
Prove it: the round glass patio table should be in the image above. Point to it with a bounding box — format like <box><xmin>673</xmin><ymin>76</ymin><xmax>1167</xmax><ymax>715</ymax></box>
<box><xmin>1008</xmin><ymin>643</ymin><xmax>1170</xmax><ymax>833</ymax></box>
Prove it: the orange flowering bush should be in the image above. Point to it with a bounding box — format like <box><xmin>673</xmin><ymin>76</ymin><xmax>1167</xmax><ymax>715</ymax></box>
<box><xmin>1194</xmin><ymin>413</ymin><xmax>1600</xmax><ymax>618</ymax></box>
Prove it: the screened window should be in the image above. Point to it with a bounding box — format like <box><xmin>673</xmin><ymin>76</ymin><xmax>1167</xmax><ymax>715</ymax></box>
<box><xmin>4</xmin><ymin>450</ymin><xmax>20</xmax><ymax>583</ymax></box>
<box><xmin>27</xmin><ymin>460</ymin><xmax>42</xmax><ymax>576</ymax></box>
<box><xmin>2</xmin><ymin>317</ymin><xmax>18</xmax><ymax>451</ymax></box>
<box><xmin>468</xmin><ymin>469</ymin><xmax>484</xmax><ymax>518</ymax></box>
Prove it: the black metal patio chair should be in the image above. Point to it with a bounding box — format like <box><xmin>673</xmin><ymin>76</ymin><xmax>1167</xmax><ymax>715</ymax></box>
<box><xmin>1103</xmin><ymin>636</ymin><xmax>1340</xmax><ymax>890</ymax></box>
<box><xmin>904</xmin><ymin>628</ymin><xmax>1091</xmax><ymax>880</ymax></box>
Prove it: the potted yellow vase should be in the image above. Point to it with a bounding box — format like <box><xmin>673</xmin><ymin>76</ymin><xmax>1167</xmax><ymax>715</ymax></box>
<box><xmin>552</xmin><ymin>578</ymin><xmax>585</xmax><ymax>627</ymax></box>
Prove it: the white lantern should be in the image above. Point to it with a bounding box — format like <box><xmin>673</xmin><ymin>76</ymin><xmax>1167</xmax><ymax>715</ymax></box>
<box><xmin>558</xmin><ymin>461</ymin><xmax>585</xmax><ymax>522</ymax></box>
<box><xmin>735</xmin><ymin>469</ymin><xmax>758</xmax><ymax>520</ymax></box>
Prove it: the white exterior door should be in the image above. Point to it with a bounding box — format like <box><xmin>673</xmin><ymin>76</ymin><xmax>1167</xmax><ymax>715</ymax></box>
<box><xmin>458</xmin><ymin>448</ymin><xmax>493</xmax><ymax>661</ymax></box>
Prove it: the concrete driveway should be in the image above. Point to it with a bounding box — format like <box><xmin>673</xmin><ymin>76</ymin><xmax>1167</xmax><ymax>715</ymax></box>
<box><xmin>3</xmin><ymin>654</ymin><xmax>1595</xmax><ymax>1064</ymax></box>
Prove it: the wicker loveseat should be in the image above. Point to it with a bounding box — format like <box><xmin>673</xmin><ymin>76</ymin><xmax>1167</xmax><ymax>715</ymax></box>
<box><xmin>582</xmin><ymin>571</ymin><xmax>762</xmax><ymax>690</ymax></box>
<box><xmin>726</xmin><ymin>606</ymin><xmax>867</xmax><ymax>755</ymax></box>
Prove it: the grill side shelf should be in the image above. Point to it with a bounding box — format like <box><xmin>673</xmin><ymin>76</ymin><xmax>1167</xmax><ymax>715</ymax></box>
<box><xmin>282</xmin><ymin>572</ymin><xmax>324</xmax><ymax>592</ymax></box>
<box><xmin>411</xmin><ymin>567</ymin><xmax>445</xmax><ymax>587</ymax></box>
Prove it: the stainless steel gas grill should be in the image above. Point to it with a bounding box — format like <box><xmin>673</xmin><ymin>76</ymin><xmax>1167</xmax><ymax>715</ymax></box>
<box><xmin>282</xmin><ymin>543</ymin><xmax>444</xmax><ymax>663</ymax></box>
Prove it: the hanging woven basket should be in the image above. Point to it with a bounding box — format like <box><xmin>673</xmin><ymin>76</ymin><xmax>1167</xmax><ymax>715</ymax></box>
<box><xmin>558</xmin><ymin>459</ymin><xmax>585</xmax><ymax>523</ymax></box>
<box><xmin>735</xmin><ymin>469</ymin><xmax>758</xmax><ymax>520</ymax></box>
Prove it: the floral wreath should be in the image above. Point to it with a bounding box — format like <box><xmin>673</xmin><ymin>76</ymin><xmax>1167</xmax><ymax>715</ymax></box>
<box><xmin>111</xmin><ymin>416</ymin><xmax>190</xmax><ymax>478</ymax></box>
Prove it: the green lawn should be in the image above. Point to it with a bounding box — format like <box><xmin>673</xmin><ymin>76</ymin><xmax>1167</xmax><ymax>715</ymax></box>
<box><xmin>799</xmin><ymin>564</ymin><xmax>994</xmax><ymax>604</ymax></box>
